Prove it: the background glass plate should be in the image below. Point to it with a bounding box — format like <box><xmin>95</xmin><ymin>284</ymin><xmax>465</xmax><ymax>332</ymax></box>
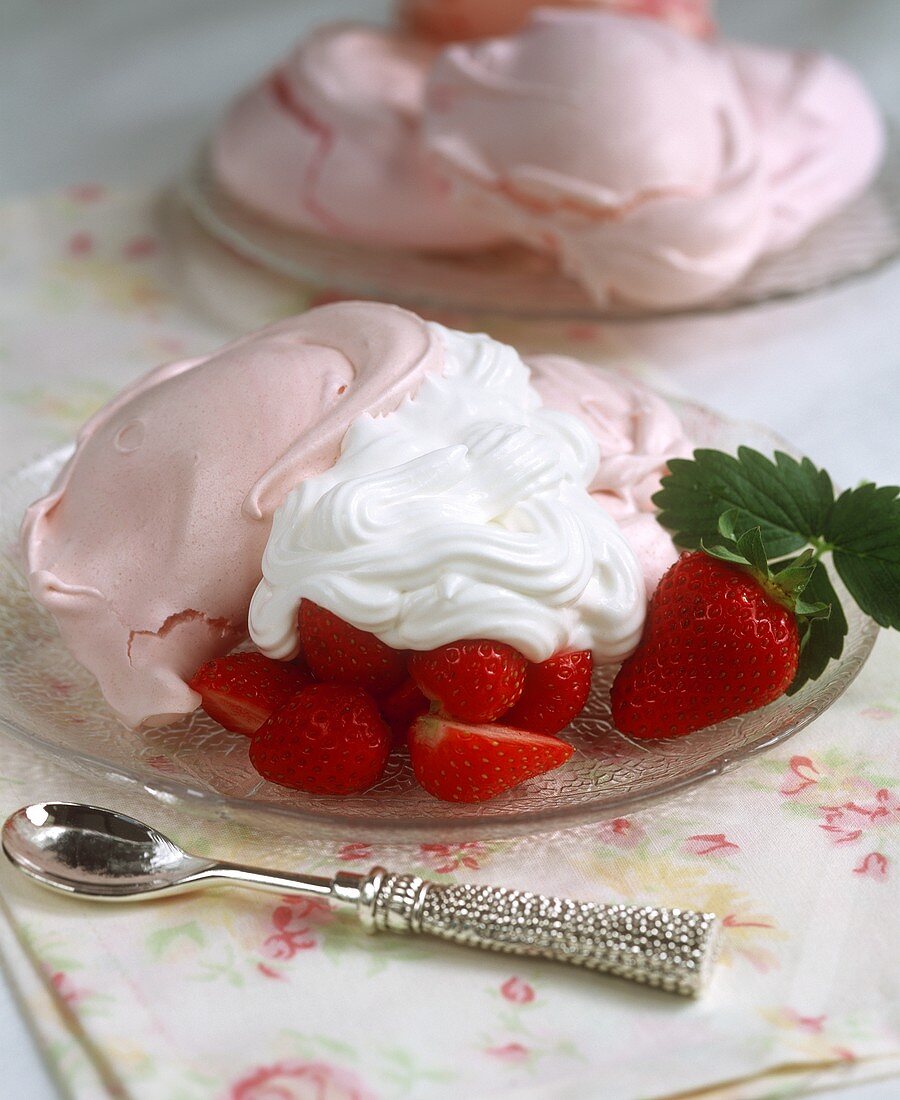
<box><xmin>182</xmin><ymin>127</ymin><xmax>900</xmax><ymax>323</ymax></box>
<box><xmin>0</xmin><ymin>402</ymin><xmax>878</xmax><ymax>839</ymax></box>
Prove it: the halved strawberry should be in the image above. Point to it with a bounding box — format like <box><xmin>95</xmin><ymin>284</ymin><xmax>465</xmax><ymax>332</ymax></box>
<box><xmin>250</xmin><ymin>683</ymin><xmax>391</xmax><ymax>795</ymax></box>
<box><xmin>189</xmin><ymin>652</ymin><xmax>311</xmax><ymax>735</ymax></box>
<box><xmin>408</xmin><ymin>640</ymin><xmax>527</xmax><ymax>723</ymax></box>
<box><xmin>504</xmin><ymin>650</ymin><xmax>594</xmax><ymax>734</ymax></box>
<box><xmin>298</xmin><ymin>600</ymin><xmax>407</xmax><ymax>697</ymax></box>
<box><xmin>409</xmin><ymin>713</ymin><xmax>573</xmax><ymax>803</ymax></box>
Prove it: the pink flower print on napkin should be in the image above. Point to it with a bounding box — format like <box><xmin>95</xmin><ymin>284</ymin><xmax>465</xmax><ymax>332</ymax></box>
<box><xmin>500</xmin><ymin>977</ymin><xmax>535</xmax><ymax>1005</ymax></box>
<box><xmin>262</xmin><ymin>906</ymin><xmax>317</xmax><ymax>961</ymax></box>
<box><xmin>123</xmin><ymin>234</ymin><xmax>158</xmax><ymax>260</ymax></box>
<box><xmin>780</xmin><ymin>755</ymin><xmax>820</xmax><ymax>796</ymax></box>
<box><xmin>46</xmin><ymin>969</ymin><xmax>86</xmax><ymax>1009</ymax></box>
<box><xmin>229</xmin><ymin>1060</ymin><xmax>373</xmax><ymax>1100</ymax></box>
<box><xmin>820</xmin><ymin>788</ymin><xmax>900</xmax><ymax>844</ymax></box>
<box><xmin>485</xmin><ymin>1042</ymin><xmax>530</xmax><ymax>1064</ymax></box>
<box><xmin>279</xmin><ymin>897</ymin><xmax>334</xmax><ymax>923</ymax></box>
<box><xmin>853</xmin><ymin>852</ymin><xmax>889</xmax><ymax>880</ymax></box>
<box><xmin>261</xmin><ymin>899</ymin><xmax>334</xmax><ymax>961</ymax></box>
<box><xmin>66</xmin><ymin>232</ymin><xmax>94</xmax><ymax>257</ymax></box>
<box><xmin>337</xmin><ymin>842</ymin><xmax>373</xmax><ymax>863</ymax></box>
<box><xmin>783</xmin><ymin>1009</ymin><xmax>827</xmax><ymax>1034</ymax></box>
<box><xmin>420</xmin><ymin>842</ymin><xmax>485</xmax><ymax>874</ymax></box>
<box><xmin>683</xmin><ymin>834</ymin><xmax>740</xmax><ymax>857</ymax></box>
<box><xmin>594</xmin><ymin>817</ymin><xmax>645</xmax><ymax>849</ymax></box>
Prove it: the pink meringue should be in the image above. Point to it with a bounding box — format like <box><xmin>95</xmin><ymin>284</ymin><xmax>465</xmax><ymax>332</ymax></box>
<box><xmin>211</xmin><ymin>10</ymin><xmax>883</xmax><ymax>310</ymax></box>
<box><xmin>727</xmin><ymin>44</ymin><xmax>886</xmax><ymax>253</ymax></box>
<box><xmin>423</xmin><ymin>10</ymin><xmax>884</xmax><ymax>308</ymax></box>
<box><xmin>398</xmin><ymin>0</ymin><xmax>715</xmax><ymax>41</ymax></box>
<box><xmin>526</xmin><ymin>352</ymin><xmax>692</xmax><ymax>591</ymax></box>
<box><xmin>212</xmin><ymin>23</ymin><xmax>499</xmax><ymax>250</ymax></box>
<box><xmin>21</xmin><ymin>303</ymin><xmax>445</xmax><ymax>728</ymax></box>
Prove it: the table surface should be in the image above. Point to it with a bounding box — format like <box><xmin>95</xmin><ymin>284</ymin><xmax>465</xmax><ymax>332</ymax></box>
<box><xmin>1</xmin><ymin>2</ymin><xmax>898</xmax><ymax>1096</ymax></box>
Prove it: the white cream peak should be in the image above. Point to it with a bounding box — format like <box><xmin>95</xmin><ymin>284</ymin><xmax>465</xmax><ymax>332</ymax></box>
<box><xmin>249</xmin><ymin>325</ymin><xmax>646</xmax><ymax>663</ymax></box>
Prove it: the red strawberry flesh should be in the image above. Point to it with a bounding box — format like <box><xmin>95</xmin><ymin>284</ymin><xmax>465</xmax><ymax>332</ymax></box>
<box><xmin>409</xmin><ymin>713</ymin><xmax>573</xmax><ymax>802</ymax></box>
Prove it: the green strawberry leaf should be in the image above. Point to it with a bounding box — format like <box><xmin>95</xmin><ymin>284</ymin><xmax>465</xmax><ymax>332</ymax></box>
<box><xmin>733</xmin><ymin>526</ymin><xmax>769</xmax><ymax>575</ymax></box>
<box><xmin>771</xmin><ymin>549</ymin><xmax>818</xmax><ymax>596</ymax></box>
<box><xmin>788</xmin><ymin>561</ymin><xmax>848</xmax><ymax>694</ymax></box>
<box><xmin>654</xmin><ymin>447</ymin><xmax>835</xmax><ymax>558</ymax></box>
<box><xmin>792</xmin><ymin>596</ymin><xmax>832</xmax><ymax>620</ymax></box>
<box><xmin>824</xmin><ymin>482</ymin><xmax>900</xmax><ymax>630</ymax></box>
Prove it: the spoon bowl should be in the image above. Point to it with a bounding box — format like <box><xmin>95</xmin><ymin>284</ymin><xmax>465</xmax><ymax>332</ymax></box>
<box><xmin>1</xmin><ymin>802</ymin><xmax>217</xmax><ymax>899</ymax></box>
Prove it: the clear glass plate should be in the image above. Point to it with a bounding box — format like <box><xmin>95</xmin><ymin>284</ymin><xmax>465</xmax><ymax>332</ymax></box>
<box><xmin>0</xmin><ymin>401</ymin><xmax>878</xmax><ymax>839</ymax></box>
<box><xmin>182</xmin><ymin>125</ymin><xmax>900</xmax><ymax>322</ymax></box>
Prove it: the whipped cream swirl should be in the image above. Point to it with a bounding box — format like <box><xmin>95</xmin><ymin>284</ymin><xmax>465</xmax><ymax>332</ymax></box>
<box><xmin>249</xmin><ymin>325</ymin><xmax>645</xmax><ymax>663</ymax></box>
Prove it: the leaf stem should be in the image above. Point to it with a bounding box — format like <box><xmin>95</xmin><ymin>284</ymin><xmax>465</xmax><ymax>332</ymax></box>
<box><xmin>809</xmin><ymin>538</ymin><xmax>834</xmax><ymax>562</ymax></box>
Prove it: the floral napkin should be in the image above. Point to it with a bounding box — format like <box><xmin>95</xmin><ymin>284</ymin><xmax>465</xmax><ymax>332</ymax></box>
<box><xmin>0</xmin><ymin>187</ymin><xmax>898</xmax><ymax>1100</ymax></box>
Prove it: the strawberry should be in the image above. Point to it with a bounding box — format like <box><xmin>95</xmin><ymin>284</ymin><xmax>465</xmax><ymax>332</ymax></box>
<box><xmin>298</xmin><ymin>600</ymin><xmax>407</xmax><ymax>697</ymax></box>
<box><xmin>409</xmin><ymin>713</ymin><xmax>573</xmax><ymax>802</ymax></box>
<box><xmin>611</xmin><ymin>550</ymin><xmax>802</xmax><ymax>740</ymax></box>
<box><xmin>504</xmin><ymin>650</ymin><xmax>594</xmax><ymax>734</ymax></box>
<box><xmin>408</xmin><ymin>640</ymin><xmax>527</xmax><ymax>723</ymax></box>
<box><xmin>189</xmin><ymin>651</ymin><xmax>312</xmax><ymax>735</ymax></box>
<box><xmin>379</xmin><ymin>676</ymin><xmax>430</xmax><ymax>742</ymax></box>
<box><xmin>249</xmin><ymin>683</ymin><xmax>391</xmax><ymax>794</ymax></box>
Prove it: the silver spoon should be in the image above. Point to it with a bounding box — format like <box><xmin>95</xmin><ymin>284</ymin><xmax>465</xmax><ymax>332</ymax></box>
<box><xmin>2</xmin><ymin>802</ymin><xmax>720</xmax><ymax>996</ymax></box>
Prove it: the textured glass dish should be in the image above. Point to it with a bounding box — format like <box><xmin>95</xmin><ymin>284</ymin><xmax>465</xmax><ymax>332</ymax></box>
<box><xmin>0</xmin><ymin>403</ymin><xmax>878</xmax><ymax>839</ymax></box>
<box><xmin>182</xmin><ymin>127</ymin><xmax>900</xmax><ymax>322</ymax></box>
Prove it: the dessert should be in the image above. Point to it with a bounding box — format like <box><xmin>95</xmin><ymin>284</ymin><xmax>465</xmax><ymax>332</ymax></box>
<box><xmin>20</xmin><ymin>304</ymin><xmax>900</xmax><ymax>798</ymax></box>
<box><xmin>612</xmin><ymin>548</ymin><xmax>802</xmax><ymax>739</ymax></box>
<box><xmin>210</xmin><ymin>7</ymin><xmax>884</xmax><ymax>310</ymax></box>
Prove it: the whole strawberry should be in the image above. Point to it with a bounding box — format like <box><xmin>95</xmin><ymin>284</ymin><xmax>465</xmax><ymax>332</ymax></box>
<box><xmin>299</xmin><ymin>600</ymin><xmax>407</xmax><ymax>697</ymax></box>
<box><xmin>250</xmin><ymin>683</ymin><xmax>391</xmax><ymax>794</ymax></box>
<box><xmin>504</xmin><ymin>650</ymin><xmax>594</xmax><ymax>734</ymax></box>
<box><xmin>611</xmin><ymin>549</ymin><xmax>802</xmax><ymax>739</ymax></box>
<box><xmin>409</xmin><ymin>639</ymin><xmax>527</xmax><ymax>723</ymax></box>
<box><xmin>189</xmin><ymin>651</ymin><xmax>312</xmax><ymax>735</ymax></box>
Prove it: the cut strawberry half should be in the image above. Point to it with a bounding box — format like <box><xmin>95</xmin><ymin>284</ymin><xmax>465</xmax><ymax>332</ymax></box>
<box><xmin>189</xmin><ymin>651</ymin><xmax>312</xmax><ymax>735</ymax></box>
<box><xmin>409</xmin><ymin>713</ymin><xmax>573</xmax><ymax>803</ymax></box>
